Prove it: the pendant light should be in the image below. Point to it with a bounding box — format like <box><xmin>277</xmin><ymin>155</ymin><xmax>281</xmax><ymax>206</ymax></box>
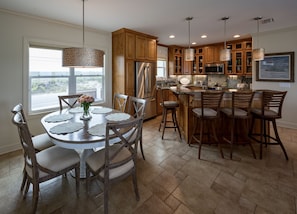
<box><xmin>184</xmin><ymin>17</ymin><xmax>194</xmax><ymax>61</ymax></box>
<box><xmin>219</xmin><ymin>17</ymin><xmax>231</xmax><ymax>61</ymax></box>
<box><xmin>63</xmin><ymin>0</ymin><xmax>104</xmax><ymax>67</ymax></box>
<box><xmin>253</xmin><ymin>16</ymin><xmax>264</xmax><ymax>61</ymax></box>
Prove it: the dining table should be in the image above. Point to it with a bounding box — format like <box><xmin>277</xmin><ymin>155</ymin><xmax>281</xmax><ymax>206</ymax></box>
<box><xmin>41</xmin><ymin>106</ymin><xmax>133</xmax><ymax>178</ymax></box>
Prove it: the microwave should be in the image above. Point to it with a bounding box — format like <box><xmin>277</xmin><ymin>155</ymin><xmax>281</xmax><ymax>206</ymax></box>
<box><xmin>204</xmin><ymin>63</ymin><xmax>224</xmax><ymax>74</ymax></box>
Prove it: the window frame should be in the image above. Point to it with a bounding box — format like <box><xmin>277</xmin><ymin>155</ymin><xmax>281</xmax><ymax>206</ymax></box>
<box><xmin>23</xmin><ymin>39</ymin><xmax>108</xmax><ymax>115</ymax></box>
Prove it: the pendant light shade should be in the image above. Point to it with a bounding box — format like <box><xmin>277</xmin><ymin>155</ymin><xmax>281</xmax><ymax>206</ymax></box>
<box><xmin>253</xmin><ymin>17</ymin><xmax>264</xmax><ymax>61</ymax></box>
<box><xmin>220</xmin><ymin>17</ymin><xmax>230</xmax><ymax>61</ymax></box>
<box><xmin>63</xmin><ymin>48</ymin><xmax>104</xmax><ymax>67</ymax></box>
<box><xmin>184</xmin><ymin>17</ymin><xmax>194</xmax><ymax>61</ymax></box>
<box><xmin>62</xmin><ymin>0</ymin><xmax>104</xmax><ymax>67</ymax></box>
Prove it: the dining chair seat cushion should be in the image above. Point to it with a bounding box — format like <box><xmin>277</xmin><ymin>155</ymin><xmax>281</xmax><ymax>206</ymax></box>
<box><xmin>221</xmin><ymin>107</ymin><xmax>248</xmax><ymax>117</ymax></box>
<box><xmin>193</xmin><ymin>108</ymin><xmax>218</xmax><ymax>118</ymax></box>
<box><xmin>251</xmin><ymin>108</ymin><xmax>279</xmax><ymax>118</ymax></box>
<box><xmin>86</xmin><ymin>144</ymin><xmax>134</xmax><ymax>180</ymax></box>
<box><xmin>162</xmin><ymin>101</ymin><xmax>179</xmax><ymax>108</ymax></box>
<box><xmin>32</xmin><ymin>133</ymin><xmax>54</xmax><ymax>151</ymax></box>
<box><xmin>26</xmin><ymin>146</ymin><xmax>80</xmax><ymax>178</ymax></box>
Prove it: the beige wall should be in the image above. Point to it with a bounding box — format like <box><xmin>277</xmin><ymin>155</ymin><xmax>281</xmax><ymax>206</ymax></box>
<box><xmin>0</xmin><ymin>10</ymin><xmax>112</xmax><ymax>155</ymax></box>
<box><xmin>252</xmin><ymin>27</ymin><xmax>297</xmax><ymax>129</ymax></box>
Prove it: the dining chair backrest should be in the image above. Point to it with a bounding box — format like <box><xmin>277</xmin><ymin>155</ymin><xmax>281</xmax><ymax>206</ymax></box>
<box><xmin>12</xmin><ymin>112</ymin><xmax>38</xmax><ymax>178</ymax></box>
<box><xmin>113</xmin><ymin>93</ymin><xmax>129</xmax><ymax>112</ymax></box>
<box><xmin>11</xmin><ymin>103</ymin><xmax>28</xmax><ymax>122</ymax></box>
<box><xmin>58</xmin><ymin>94</ymin><xmax>83</xmax><ymax>111</ymax></box>
<box><xmin>261</xmin><ymin>90</ymin><xmax>287</xmax><ymax>118</ymax></box>
<box><xmin>105</xmin><ymin>116</ymin><xmax>143</xmax><ymax>172</ymax></box>
<box><xmin>128</xmin><ymin>96</ymin><xmax>147</xmax><ymax>118</ymax></box>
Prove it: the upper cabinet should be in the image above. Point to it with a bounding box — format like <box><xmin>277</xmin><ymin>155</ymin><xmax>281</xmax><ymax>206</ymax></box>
<box><xmin>135</xmin><ymin>34</ymin><xmax>157</xmax><ymax>61</ymax></box>
<box><xmin>169</xmin><ymin>38</ymin><xmax>252</xmax><ymax>75</ymax></box>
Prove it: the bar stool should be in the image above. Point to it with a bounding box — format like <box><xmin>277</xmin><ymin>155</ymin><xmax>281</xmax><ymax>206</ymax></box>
<box><xmin>158</xmin><ymin>88</ymin><xmax>181</xmax><ymax>140</ymax></box>
<box><xmin>190</xmin><ymin>91</ymin><xmax>224</xmax><ymax>159</ymax></box>
<box><xmin>249</xmin><ymin>90</ymin><xmax>288</xmax><ymax>160</ymax></box>
<box><xmin>220</xmin><ymin>91</ymin><xmax>256</xmax><ymax>159</ymax></box>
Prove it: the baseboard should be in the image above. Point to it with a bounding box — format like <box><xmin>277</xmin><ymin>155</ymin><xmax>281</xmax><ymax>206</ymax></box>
<box><xmin>277</xmin><ymin>120</ymin><xmax>297</xmax><ymax>130</ymax></box>
<box><xmin>0</xmin><ymin>143</ymin><xmax>21</xmax><ymax>156</ymax></box>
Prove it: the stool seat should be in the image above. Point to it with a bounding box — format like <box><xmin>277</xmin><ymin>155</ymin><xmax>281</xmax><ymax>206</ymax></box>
<box><xmin>158</xmin><ymin>88</ymin><xmax>181</xmax><ymax>140</ymax></box>
<box><xmin>249</xmin><ymin>90</ymin><xmax>288</xmax><ymax>160</ymax></box>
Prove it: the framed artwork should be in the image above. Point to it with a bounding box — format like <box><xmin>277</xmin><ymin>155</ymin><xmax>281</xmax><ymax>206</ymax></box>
<box><xmin>256</xmin><ymin>52</ymin><xmax>294</xmax><ymax>82</ymax></box>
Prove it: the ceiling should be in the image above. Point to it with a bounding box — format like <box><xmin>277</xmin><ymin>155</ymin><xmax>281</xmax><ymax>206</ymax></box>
<box><xmin>1</xmin><ymin>0</ymin><xmax>297</xmax><ymax>46</ymax></box>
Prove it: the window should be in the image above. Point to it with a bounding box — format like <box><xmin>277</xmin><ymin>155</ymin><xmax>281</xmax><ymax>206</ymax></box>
<box><xmin>29</xmin><ymin>46</ymin><xmax>105</xmax><ymax>113</ymax></box>
<box><xmin>157</xmin><ymin>59</ymin><xmax>167</xmax><ymax>77</ymax></box>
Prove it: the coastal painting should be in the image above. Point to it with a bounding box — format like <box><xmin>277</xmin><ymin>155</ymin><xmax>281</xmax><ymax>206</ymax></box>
<box><xmin>256</xmin><ymin>52</ymin><xmax>294</xmax><ymax>82</ymax></box>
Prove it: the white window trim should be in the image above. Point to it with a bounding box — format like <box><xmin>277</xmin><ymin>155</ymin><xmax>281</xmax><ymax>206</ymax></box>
<box><xmin>23</xmin><ymin>37</ymin><xmax>111</xmax><ymax>115</ymax></box>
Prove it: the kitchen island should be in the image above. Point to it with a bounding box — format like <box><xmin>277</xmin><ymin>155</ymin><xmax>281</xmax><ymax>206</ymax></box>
<box><xmin>170</xmin><ymin>85</ymin><xmax>261</xmax><ymax>144</ymax></box>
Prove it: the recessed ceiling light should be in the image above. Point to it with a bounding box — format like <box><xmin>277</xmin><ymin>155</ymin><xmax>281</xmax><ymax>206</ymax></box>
<box><xmin>192</xmin><ymin>42</ymin><xmax>197</xmax><ymax>45</ymax></box>
<box><xmin>201</xmin><ymin>35</ymin><xmax>207</xmax><ymax>38</ymax></box>
<box><xmin>169</xmin><ymin>35</ymin><xmax>175</xmax><ymax>39</ymax></box>
<box><xmin>233</xmin><ymin>34</ymin><xmax>240</xmax><ymax>38</ymax></box>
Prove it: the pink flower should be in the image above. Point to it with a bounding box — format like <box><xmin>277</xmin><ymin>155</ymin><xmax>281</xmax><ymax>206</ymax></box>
<box><xmin>78</xmin><ymin>95</ymin><xmax>94</xmax><ymax>104</ymax></box>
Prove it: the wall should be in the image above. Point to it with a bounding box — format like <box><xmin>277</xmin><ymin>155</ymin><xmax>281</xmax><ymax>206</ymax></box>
<box><xmin>0</xmin><ymin>10</ymin><xmax>112</xmax><ymax>155</ymax></box>
<box><xmin>252</xmin><ymin>26</ymin><xmax>297</xmax><ymax>129</ymax></box>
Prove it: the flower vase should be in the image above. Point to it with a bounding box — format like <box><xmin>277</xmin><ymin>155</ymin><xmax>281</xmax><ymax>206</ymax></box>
<box><xmin>80</xmin><ymin>104</ymin><xmax>92</xmax><ymax>120</ymax></box>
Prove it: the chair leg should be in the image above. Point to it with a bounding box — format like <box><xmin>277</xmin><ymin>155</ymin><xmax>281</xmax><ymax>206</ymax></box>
<box><xmin>198</xmin><ymin>119</ymin><xmax>203</xmax><ymax>159</ymax></box>
<box><xmin>20</xmin><ymin>170</ymin><xmax>27</xmax><ymax>191</ymax></box>
<box><xmin>189</xmin><ymin>115</ymin><xmax>198</xmax><ymax>146</ymax></box>
<box><xmin>75</xmin><ymin>166</ymin><xmax>80</xmax><ymax>197</ymax></box>
<box><xmin>243</xmin><ymin>119</ymin><xmax>256</xmax><ymax>159</ymax></box>
<box><xmin>85</xmin><ymin>166</ymin><xmax>90</xmax><ymax>193</ymax></box>
<box><xmin>159</xmin><ymin>108</ymin><xmax>165</xmax><ymax>132</ymax></box>
<box><xmin>32</xmin><ymin>182</ymin><xmax>39</xmax><ymax>213</ymax></box>
<box><xmin>230</xmin><ymin>119</ymin><xmax>235</xmax><ymax>159</ymax></box>
<box><xmin>132</xmin><ymin>168</ymin><xmax>140</xmax><ymax>201</ymax></box>
<box><xmin>104</xmin><ymin>179</ymin><xmax>109</xmax><ymax>214</ymax></box>
<box><xmin>161</xmin><ymin>108</ymin><xmax>167</xmax><ymax>139</ymax></box>
<box><xmin>139</xmin><ymin>136</ymin><xmax>145</xmax><ymax>160</ymax></box>
<box><xmin>272</xmin><ymin>120</ymin><xmax>289</xmax><ymax>160</ymax></box>
<box><xmin>172</xmin><ymin>109</ymin><xmax>181</xmax><ymax>139</ymax></box>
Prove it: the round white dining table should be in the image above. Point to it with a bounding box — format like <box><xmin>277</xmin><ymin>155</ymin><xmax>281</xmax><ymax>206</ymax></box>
<box><xmin>41</xmin><ymin>106</ymin><xmax>132</xmax><ymax>178</ymax></box>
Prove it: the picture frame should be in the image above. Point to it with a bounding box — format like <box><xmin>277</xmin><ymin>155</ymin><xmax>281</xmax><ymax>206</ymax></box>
<box><xmin>256</xmin><ymin>52</ymin><xmax>294</xmax><ymax>82</ymax></box>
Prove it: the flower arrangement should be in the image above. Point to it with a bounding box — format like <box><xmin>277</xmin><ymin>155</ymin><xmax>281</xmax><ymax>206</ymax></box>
<box><xmin>78</xmin><ymin>95</ymin><xmax>94</xmax><ymax>119</ymax></box>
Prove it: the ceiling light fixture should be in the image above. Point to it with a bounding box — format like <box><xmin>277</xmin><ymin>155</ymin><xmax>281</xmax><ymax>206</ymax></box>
<box><xmin>220</xmin><ymin>17</ymin><xmax>231</xmax><ymax>61</ymax></box>
<box><xmin>253</xmin><ymin>16</ymin><xmax>264</xmax><ymax>61</ymax></box>
<box><xmin>184</xmin><ymin>17</ymin><xmax>194</xmax><ymax>61</ymax></box>
<box><xmin>62</xmin><ymin>0</ymin><xmax>104</xmax><ymax>67</ymax></box>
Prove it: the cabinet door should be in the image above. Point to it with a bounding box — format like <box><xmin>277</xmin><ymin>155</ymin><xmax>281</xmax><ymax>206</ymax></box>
<box><xmin>135</xmin><ymin>35</ymin><xmax>146</xmax><ymax>60</ymax></box>
<box><xmin>125</xmin><ymin>33</ymin><xmax>135</xmax><ymax>59</ymax></box>
<box><xmin>205</xmin><ymin>46</ymin><xmax>214</xmax><ymax>63</ymax></box>
<box><xmin>147</xmin><ymin>38</ymin><xmax>157</xmax><ymax>60</ymax></box>
<box><xmin>232</xmin><ymin>51</ymin><xmax>244</xmax><ymax>74</ymax></box>
<box><xmin>244</xmin><ymin>51</ymin><xmax>252</xmax><ymax>75</ymax></box>
<box><xmin>125</xmin><ymin>60</ymin><xmax>135</xmax><ymax>96</ymax></box>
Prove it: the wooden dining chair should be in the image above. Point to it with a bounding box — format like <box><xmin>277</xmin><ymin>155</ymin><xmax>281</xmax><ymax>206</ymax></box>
<box><xmin>128</xmin><ymin>96</ymin><xmax>147</xmax><ymax>160</ymax></box>
<box><xmin>11</xmin><ymin>111</ymin><xmax>80</xmax><ymax>213</ymax></box>
<box><xmin>85</xmin><ymin>116</ymin><xmax>143</xmax><ymax>214</ymax></box>
<box><xmin>220</xmin><ymin>91</ymin><xmax>256</xmax><ymax>159</ymax></box>
<box><xmin>113</xmin><ymin>93</ymin><xmax>129</xmax><ymax>112</ymax></box>
<box><xmin>58</xmin><ymin>94</ymin><xmax>83</xmax><ymax>111</ymax></box>
<box><xmin>11</xmin><ymin>103</ymin><xmax>55</xmax><ymax>192</ymax></box>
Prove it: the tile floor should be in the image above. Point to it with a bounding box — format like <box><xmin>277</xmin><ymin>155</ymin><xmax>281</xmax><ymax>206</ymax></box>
<box><xmin>1</xmin><ymin>116</ymin><xmax>297</xmax><ymax>214</ymax></box>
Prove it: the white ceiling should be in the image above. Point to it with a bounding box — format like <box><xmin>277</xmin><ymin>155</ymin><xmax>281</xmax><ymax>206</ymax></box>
<box><xmin>1</xmin><ymin>0</ymin><xmax>297</xmax><ymax>46</ymax></box>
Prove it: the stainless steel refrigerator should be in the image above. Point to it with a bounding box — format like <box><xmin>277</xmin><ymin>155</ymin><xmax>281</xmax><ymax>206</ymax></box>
<box><xmin>135</xmin><ymin>61</ymin><xmax>157</xmax><ymax>120</ymax></box>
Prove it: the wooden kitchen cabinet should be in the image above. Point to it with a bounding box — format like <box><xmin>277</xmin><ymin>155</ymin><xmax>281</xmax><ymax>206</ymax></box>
<box><xmin>168</xmin><ymin>46</ymin><xmax>183</xmax><ymax>75</ymax></box>
<box><xmin>204</xmin><ymin>44</ymin><xmax>223</xmax><ymax>64</ymax></box>
<box><xmin>135</xmin><ymin>35</ymin><xmax>157</xmax><ymax>61</ymax></box>
<box><xmin>112</xmin><ymin>28</ymin><xmax>157</xmax><ymax>97</ymax></box>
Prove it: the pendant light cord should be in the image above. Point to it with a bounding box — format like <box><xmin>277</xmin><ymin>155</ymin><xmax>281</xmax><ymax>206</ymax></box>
<box><xmin>188</xmin><ymin>18</ymin><xmax>191</xmax><ymax>48</ymax></box>
<box><xmin>82</xmin><ymin>0</ymin><xmax>85</xmax><ymax>48</ymax></box>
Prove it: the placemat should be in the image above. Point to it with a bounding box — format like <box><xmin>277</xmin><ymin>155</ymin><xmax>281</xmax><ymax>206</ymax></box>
<box><xmin>88</xmin><ymin>123</ymin><xmax>114</xmax><ymax>136</ymax></box>
<box><xmin>92</xmin><ymin>107</ymin><xmax>113</xmax><ymax>114</ymax></box>
<box><xmin>105</xmin><ymin>113</ymin><xmax>130</xmax><ymax>121</ymax></box>
<box><xmin>44</xmin><ymin>114</ymin><xmax>73</xmax><ymax>123</ymax></box>
<box><xmin>69</xmin><ymin>107</ymin><xmax>83</xmax><ymax>113</ymax></box>
<box><xmin>49</xmin><ymin>122</ymin><xmax>84</xmax><ymax>134</ymax></box>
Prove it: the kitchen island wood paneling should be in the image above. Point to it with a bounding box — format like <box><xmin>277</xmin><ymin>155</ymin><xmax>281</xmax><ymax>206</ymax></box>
<box><xmin>170</xmin><ymin>86</ymin><xmax>261</xmax><ymax>144</ymax></box>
